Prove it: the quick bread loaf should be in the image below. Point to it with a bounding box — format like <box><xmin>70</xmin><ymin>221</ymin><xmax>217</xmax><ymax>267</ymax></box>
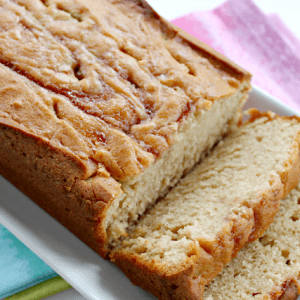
<box><xmin>0</xmin><ymin>0</ymin><xmax>251</xmax><ymax>257</ymax></box>
<box><xmin>111</xmin><ymin>111</ymin><xmax>300</xmax><ymax>300</ymax></box>
<box><xmin>203</xmin><ymin>181</ymin><xmax>300</xmax><ymax>300</ymax></box>
<box><xmin>1</xmin><ymin>1</ymin><xmax>300</xmax><ymax>300</ymax></box>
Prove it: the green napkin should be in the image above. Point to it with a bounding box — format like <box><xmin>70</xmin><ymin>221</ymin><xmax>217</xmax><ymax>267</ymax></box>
<box><xmin>4</xmin><ymin>276</ymin><xmax>72</xmax><ymax>300</ymax></box>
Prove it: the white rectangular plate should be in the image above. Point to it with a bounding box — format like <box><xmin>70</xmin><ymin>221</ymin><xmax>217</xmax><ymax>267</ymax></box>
<box><xmin>0</xmin><ymin>86</ymin><xmax>299</xmax><ymax>300</ymax></box>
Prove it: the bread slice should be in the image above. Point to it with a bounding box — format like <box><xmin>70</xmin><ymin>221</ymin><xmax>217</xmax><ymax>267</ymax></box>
<box><xmin>0</xmin><ymin>0</ymin><xmax>251</xmax><ymax>256</ymax></box>
<box><xmin>203</xmin><ymin>181</ymin><xmax>300</xmax><ymax>300</ymax></box>
<box><xmin>111</xmin><ymin>111</ymin><xmax>300</xmax><ymax>300</ymax></box>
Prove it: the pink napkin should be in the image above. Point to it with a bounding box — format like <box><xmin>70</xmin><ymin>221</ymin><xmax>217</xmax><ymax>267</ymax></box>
<box><xmin>172</xmin><ymin>0</ymin><xmax>300</xmax><ymax>111</ymax></box>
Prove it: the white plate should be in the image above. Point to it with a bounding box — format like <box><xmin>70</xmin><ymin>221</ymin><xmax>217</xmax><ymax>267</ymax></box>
<box><xmin>0</xmin><ymin>86</ymin><xmax>299</xmax><ymax>300</ymax></box>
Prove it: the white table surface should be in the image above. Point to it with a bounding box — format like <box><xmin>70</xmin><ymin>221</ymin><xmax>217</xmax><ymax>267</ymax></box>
<box><xmin>15</xmin><ymin>0</ymin><xmax>300</xmax><ymax>299</ymax></box>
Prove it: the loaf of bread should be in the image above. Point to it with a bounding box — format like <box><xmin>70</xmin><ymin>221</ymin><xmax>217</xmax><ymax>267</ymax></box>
<box><xmin>203</xmin><ymin>181</ymin><xmax>300</xmax><ymax>300</ymax></box>
<box><xmin>0</xmin><ymin>0</ymin><xmax>251</xmax><ymax>257</ymax></box>
<box><xmin>111</xmin><ymin>111</ymin><xmax>300</xmax><ymax>300</ymax></box>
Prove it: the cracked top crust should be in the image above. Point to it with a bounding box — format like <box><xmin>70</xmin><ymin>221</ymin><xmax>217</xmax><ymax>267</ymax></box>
<box><xmin>0</xmin><ymin>0</ymin><xmax>250</xmax><ymax>185</ymax></box>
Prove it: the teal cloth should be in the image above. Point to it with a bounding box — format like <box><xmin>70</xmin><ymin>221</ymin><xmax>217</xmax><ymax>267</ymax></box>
<box><xmin>0</xmin><ymin>224</ymin><xmax>57</xmax><ymax>299</ymax></box>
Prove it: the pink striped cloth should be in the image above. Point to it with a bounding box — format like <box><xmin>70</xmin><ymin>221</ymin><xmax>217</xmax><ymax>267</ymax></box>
<box><xmin>172</xmin><ymin>0</ymin><xmax>300</xmax><ymax>111</ymax></box>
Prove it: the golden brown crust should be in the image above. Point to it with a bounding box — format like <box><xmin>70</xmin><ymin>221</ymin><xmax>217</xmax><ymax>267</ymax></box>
<box><xmin>112</xmin><ymin>113</ymin><xmax>300</xmax><ymax>300</ymax></box>
<box><xmin>0</xmin><ymin>119</ymin><xmax>116</xmax><ymax>256</ymax></box>
<box><xmin>245</xmin><ymin>108</ymin><xmax>300</xmax><ymax>124</ymax></box>
<box><xmin>268</xmin><ymin>278</ymin><xmax>300</xmax><ymax>300</ymax></box>
<box><xmin>0</xmin><ymin>0</ymin><xmax>251</xmax><ymax>182</ymax></box>
<box><xmin>277</xmin><ymin>283</ymin><xmax>299</xmax><ymax>300</ymax></box>
<box><xmin>110</xmin><ymin>0</ymin><xmax>252</xmax><ymax>82</ymax></box>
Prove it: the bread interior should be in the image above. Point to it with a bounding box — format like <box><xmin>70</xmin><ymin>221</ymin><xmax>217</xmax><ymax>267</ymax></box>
<box><xmin>112</xmin><ymin>115</ymin><xmax>300</xmax><ymax>272</ymax></box>
<box><xmin>203</xmin><ymin>184</ymin><xmax>300</xmax><ymax>300</ymax></box>
<box><xmin>105</xmin><ymin>83</ymin><xmax>250</xmax><ymax>248</ymax></box>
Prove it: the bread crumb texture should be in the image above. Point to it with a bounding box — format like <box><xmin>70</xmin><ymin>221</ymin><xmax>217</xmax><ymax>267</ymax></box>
<box><xmin>112</xmin><ymin>114</ymin><xmax>300</xmax><ymax>299</ymax></box>
<box><xmin>204</xmin><ymin>182</ymin><xmax>300</xmax><ymax>300</ymax></box>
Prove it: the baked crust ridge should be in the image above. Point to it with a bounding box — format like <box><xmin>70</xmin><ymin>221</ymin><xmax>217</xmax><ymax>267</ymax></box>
<box><xmin>270</xmin><ymin>278</ymin><xmax>300</xmax><ymax>300</ymax></box>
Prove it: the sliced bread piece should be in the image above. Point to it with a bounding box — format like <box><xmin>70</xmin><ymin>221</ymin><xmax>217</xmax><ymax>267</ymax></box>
<box><xmin>111</xmin><ymin>110</ymin><xmax>300</xmax><ymax>300</ymax></box>
<box><xmin>203</xmin><ymin>180</ymin><xmax>300</xmax><ymax>300</ymax></box>
<box><xmin>0</xmin><ymin>0</ymin><xmax>251</xmax><ymax>256</ymax></box>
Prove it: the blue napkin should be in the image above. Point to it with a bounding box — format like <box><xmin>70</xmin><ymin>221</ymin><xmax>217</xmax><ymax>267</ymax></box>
<box><xmin>0</xmin><ymin>224</ymin><xmax>57</xmax><ymax>299</ymax></box>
